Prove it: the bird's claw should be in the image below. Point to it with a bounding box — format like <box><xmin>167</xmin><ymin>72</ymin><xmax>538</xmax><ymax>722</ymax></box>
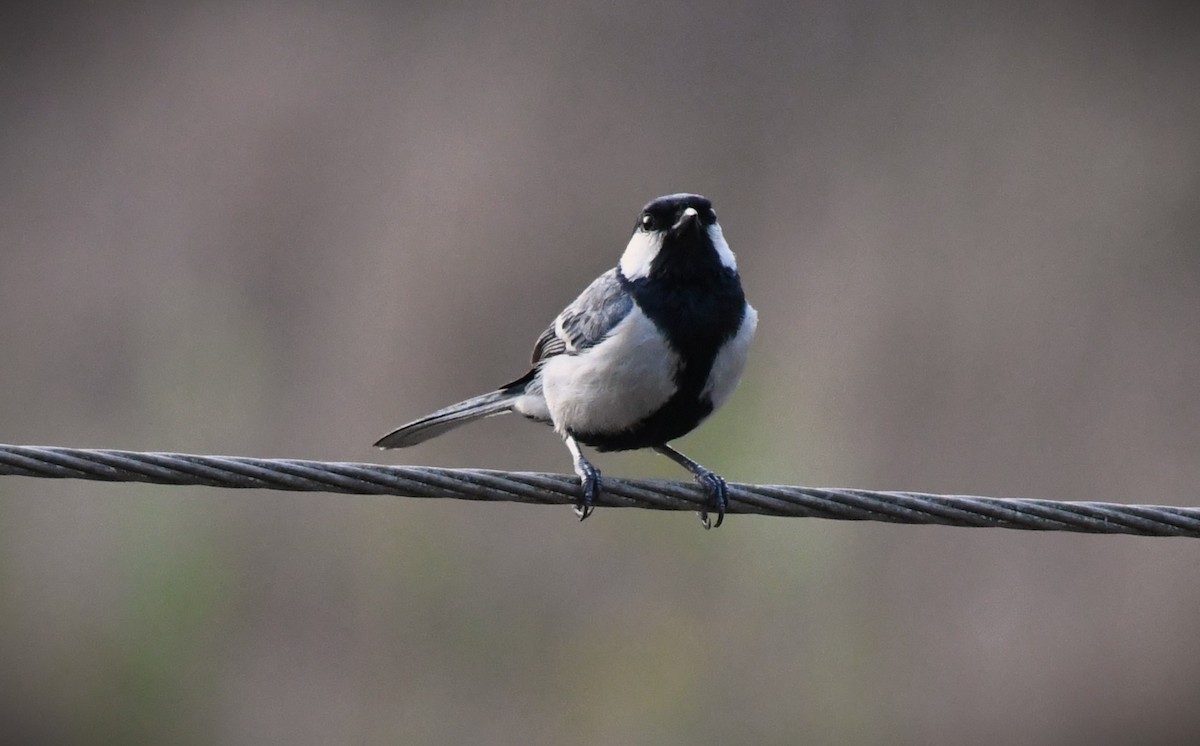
<box><xmin>574</xmin><ymin>462</ymin><xmax>601</xmax><ymax>521</ymax></box>
<box><xmin>695</xmin><ymin>470</ymin><xmax>727</xmax><ymax>529</ymax></box>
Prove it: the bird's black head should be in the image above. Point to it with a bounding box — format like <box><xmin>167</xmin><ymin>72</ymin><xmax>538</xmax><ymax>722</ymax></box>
<box><xmin>619</xmin><ymin>193</ymin><xmax>737</xmax><ymax>281</ymax></box>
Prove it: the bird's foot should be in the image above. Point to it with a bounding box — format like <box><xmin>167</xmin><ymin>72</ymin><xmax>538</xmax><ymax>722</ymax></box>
<box><xmin>694</xmin><ymin>469</ymin><xmax>728</xmax><ymax>530</ymax></box>
<box><xmin>563</xmin><ymin>434</ymin><xmax>601</xmax><ymax>521</ymax></box>
<box><xmin>651</xmin><ymin>444</ymin><xmax>730</xmax><ymax>529</ymax></box>
<box><xmin>573</xmin><ymin>459</ymin><xmax>601</xmax><ymax>521</ymax></box>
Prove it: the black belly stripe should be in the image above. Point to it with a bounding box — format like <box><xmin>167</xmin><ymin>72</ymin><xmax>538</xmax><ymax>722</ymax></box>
<box><xmin>575</xmin><ymin>394</ymin><xmax>715</xmax><ymax>451</ymax></box>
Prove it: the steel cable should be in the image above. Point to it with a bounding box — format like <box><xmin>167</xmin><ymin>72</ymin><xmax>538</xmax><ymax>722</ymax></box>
<box><xmin>1</xmin><ymin>444</ymin><xmax>1197</xmax><ymax>536</ymax></box>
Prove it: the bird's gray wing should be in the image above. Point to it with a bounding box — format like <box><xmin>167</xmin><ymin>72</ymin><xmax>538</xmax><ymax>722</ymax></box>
<box><xmin>531</xmin><ymin>268</ymin><xmax>633</xmax><ymax>364</ymax></box>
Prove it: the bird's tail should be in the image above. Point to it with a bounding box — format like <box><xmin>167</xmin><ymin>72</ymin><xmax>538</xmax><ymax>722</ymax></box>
<box><xmin>374</xmin><ymin>389</ymin><xmax>521</xmax><ymax>448</ymax></box>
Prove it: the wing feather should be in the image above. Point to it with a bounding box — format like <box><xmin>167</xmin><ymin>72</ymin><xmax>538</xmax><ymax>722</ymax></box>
<box><xmin>531</xmin><ymin>269</ymin><xmax>632</xmax><ymax>364</ymax></box>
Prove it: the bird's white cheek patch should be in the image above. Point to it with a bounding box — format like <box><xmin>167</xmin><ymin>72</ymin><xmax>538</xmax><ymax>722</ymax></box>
<box><xmin>540</xmin><ymin>307</ymin><xmax>678</xmax><ymax>434</ymax></box>
<box><xmin>708</xmin><ymin>223</ymin><xmax>737</xmax><ymax>271</ymax></box>
<box><xmin>618</xmin><ymin>230</ymin><xmax>663</xmax><ymax>281</ymax></box>
<box><xmin>704</xmin><ymin>304</ymin><xmax>757</xmax><ymax>408</ymax></box>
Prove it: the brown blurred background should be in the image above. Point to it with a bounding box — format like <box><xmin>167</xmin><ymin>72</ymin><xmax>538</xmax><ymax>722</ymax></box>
<box><xmin>1</xmin><ymin>1</ymin><xmax>1199</xmax><ymax>743</ymax></box>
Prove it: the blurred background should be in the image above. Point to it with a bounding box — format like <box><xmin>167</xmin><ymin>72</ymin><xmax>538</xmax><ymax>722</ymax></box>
<box><xmin>2</xmin><ymin>1</ymin><xmax>1199</xmax><ymax>743</ymax></box>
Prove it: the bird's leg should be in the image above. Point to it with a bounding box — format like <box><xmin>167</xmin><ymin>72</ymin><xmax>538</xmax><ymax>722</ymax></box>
<box><xmin>653</xmin><ymin>444</ymin><xmax>728</xmax><ymax>529</ymax></box>
<box><xmin>563</xmin><ymin>434</ymin><xmax>601</xmax><ymax>520</ymax></box>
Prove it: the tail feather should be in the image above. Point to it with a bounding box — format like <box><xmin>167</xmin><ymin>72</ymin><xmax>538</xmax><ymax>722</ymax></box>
<box><xmin>374</xmin><ymin>390</ymin><xmax>519</xmax><ymax>448</ymax></box>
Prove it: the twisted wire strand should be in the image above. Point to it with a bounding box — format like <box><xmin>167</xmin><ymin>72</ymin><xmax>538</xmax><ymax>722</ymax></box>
<box><xmin>1</xmin><ymin>443</ymin><xmax>1197</xmax><ymax>537</ymax></box>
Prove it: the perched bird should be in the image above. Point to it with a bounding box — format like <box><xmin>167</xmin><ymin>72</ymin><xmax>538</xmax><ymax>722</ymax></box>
<box><xmin>375</xmin><ymin>193</ymin><xmax>757</xmax><ymax>527</ymax></box>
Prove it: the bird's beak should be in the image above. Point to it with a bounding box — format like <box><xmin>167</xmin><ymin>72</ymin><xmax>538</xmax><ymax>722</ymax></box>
<box><xmin>672</xmin><ymin>206</ymin><xmax>701</xmax><ymax>234</ymax></box>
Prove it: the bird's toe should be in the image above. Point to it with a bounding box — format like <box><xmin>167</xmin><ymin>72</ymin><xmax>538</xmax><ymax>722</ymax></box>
<box><xmin>695</xmin><ymin>471</ymin><xmax>727</xmax><ymax>529</ymax></box>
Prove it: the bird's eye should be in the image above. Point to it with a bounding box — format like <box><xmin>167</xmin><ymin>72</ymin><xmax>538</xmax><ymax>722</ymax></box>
<box><xmin>704</xmin><ymin>208</ymin><xmax>717</xmax><ymax>225</ymax></box>
<box><xmin>640</xmin><ymin>214</ymin><xmax>658</xmax><ymax>231</ymax></box>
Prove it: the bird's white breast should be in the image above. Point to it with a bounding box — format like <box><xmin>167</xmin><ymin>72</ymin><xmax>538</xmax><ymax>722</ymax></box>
<box><xmin>703</xmin><ymin>303</ymin><xmax>758</xmax><ymax>409</ymax></box>
<box><xmin>539</xmin><ymin>305</ymin><xmax>678</xmax><ymax>435</ymax></box>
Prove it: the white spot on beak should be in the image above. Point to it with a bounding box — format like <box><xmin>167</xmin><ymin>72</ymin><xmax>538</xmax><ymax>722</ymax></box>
<box><xmin>673</xmin><ymin>206</ymin><xmax>700</xmax><ymax>232</ymax></box>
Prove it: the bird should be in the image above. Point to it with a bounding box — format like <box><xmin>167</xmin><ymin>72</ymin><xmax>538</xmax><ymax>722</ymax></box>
<box><xmin>375</xmin><ymin>193</ymin><xmax>757</xmax><ymax>528</ymax></box>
